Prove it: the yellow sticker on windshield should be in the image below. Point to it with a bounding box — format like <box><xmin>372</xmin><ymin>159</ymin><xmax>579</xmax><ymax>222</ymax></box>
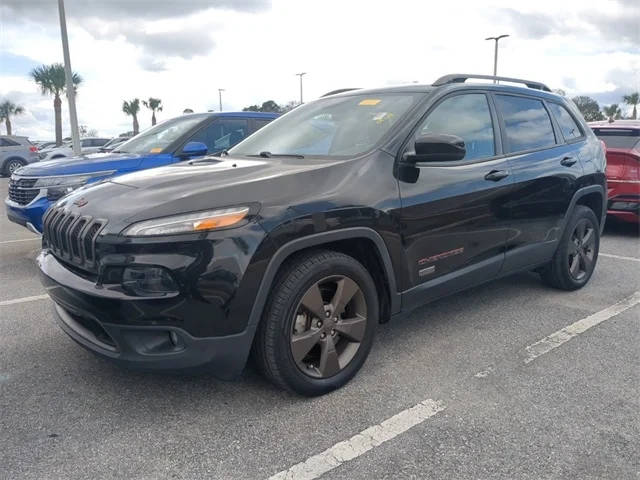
<box><xmin>150</xmin><ymin>147</ymin><xmax>162</xmax><ymax>153</ymax></box>
<box><xmin>359</xmin><ymin>99</ymin><xmax>381</xmax><ymax>106</ymax></box>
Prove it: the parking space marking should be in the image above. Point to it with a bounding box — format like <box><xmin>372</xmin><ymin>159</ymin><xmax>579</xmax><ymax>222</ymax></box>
<box><xmin>600</xmin><ymin>252</ymin><xmax>640</xmax><ymax>263</ymax></box>
<box><xmin>0</xmin><ymin>237</ymin><xmax>40</xmax><ymax>245</ymax></box>
<box><xmin>524</xmin><ymin>290</ymin><xmax>640</xmax><ymax>364</ymax></box>
<box><xmin>0</xmin><ymin>294</ymin><xmax>49</xmax><ymax>307</ymax></box>
<box><xmin>267</xmin><ymin>399</ymin><xmax>445</xmax><ymax>480</ymax></box>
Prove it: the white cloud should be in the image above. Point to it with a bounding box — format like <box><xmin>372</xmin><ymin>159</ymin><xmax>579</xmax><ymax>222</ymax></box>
<box><xmin>1</xmin><ymin>0</ymin><xmax>638</xmax><ymax>140</ymax></box>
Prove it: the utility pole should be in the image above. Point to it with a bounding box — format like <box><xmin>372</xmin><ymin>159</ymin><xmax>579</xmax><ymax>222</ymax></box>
<box><xmin>296</xmin><ymin>72</ymin><xmax>307</xmax><ymax>104</ymax></box>
<box><xmin>218</xmin><ymin>88</ymin><xmax>225</xmax><ymax>112</ymax></box>
<box><xmin>57</xmin><ymin>0</ymin><xmax>81</xmax><ymax>156</ymax></box>
<box><xmin>485</xmin><ymin>34</ymin><xmax>509</xmax><ymax>82</ymax></box>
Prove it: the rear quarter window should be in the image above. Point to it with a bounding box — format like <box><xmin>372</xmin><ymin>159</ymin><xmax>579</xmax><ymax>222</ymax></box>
<box><xmin>495</xmin><ymin>95</ymin><xmax>556</xmax><ymax>153</ymax></box>
<box><xmin>548</xmin><ymin>103</ymin><xmax>583</xmax><ymax>141</ymax></box>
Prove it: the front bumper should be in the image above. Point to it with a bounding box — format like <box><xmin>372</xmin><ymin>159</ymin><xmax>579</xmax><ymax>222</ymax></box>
<box><xmin>38</xmin><ymin>250</ymin><xmax>257</xmax><ymax>377</ymax></box>
<box><xmin>5</xmin><ymin>196</ymin><xmax>50</xmax><ymax>233</ymax></box>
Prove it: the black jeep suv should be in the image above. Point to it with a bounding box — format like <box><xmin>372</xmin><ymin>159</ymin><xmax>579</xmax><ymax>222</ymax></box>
<box><xmin>38</xmin><ymin>74</ymin><xmax>606</xmax><ymax>396</ymax></box>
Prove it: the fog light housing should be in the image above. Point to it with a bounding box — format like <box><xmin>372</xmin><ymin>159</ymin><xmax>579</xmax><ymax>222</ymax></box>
<box><xmin>121</xmin><ymin>266</ymin><xmax>178</xmax><ymax>297</ymax></box>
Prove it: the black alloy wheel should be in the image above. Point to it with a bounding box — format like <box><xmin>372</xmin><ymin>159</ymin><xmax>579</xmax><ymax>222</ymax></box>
<box><xmin>290</xmin><ymin>275</ymin><xmax>368</xmax><ymax>378</ymax></box>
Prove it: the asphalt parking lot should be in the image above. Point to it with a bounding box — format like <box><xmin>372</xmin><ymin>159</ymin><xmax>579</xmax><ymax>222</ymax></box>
<box><xmin>1</xmin><ymin>177</ymin><xmax>638</xmax><ymax>480</ymax></box>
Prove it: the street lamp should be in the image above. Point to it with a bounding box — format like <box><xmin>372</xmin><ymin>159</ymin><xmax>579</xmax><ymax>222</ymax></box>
<box><xmin>296</xmin><ymin>72</ymin><xmax>307</xmax><ymax>104</ymax></box>
<box><xmin>57</xmin><ymin>0</ymin><xmax>81</xmax><ymax>155</ymax></box>
<box><xmin>485</xmin><ymin>34</ymin><xmax>509</xmax><ymax>82</ymax></box>
<box><xmin>218</xmin><ymin>88</ymin><xmax>225</xmax><ymax>112</ymax></box>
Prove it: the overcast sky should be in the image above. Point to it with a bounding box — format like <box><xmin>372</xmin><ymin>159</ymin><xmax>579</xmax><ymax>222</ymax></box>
<box><xmin>1</xmin><ymin>0</ymin><xmax>638</xmax><ymax>140</ymax></box>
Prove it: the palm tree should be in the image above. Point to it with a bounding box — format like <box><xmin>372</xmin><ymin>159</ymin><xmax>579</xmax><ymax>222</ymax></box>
<box><xmin>142</xmin><ymin>97</ymin><xmax>163</xmax><ymax>126</ymax></box>
<box><xmin>623</xmin><ymin>92</ymin><xmax>639</xmax><ymax>120</ymax></box>
<box><xmin>603</xmin><ymin>104</ymin><xmax>621</xmax><ymax>123</ymax></box>
<box><xmin>0</xmin><ymin>100</ymin><xmax>24</xmax><ymax>136</ymax></box>
<box><xmin>30</xmin><ymin>63</ymin><xmax>82</xmax><ymax>146</ymax></box>
<box><xmin>122</xmin><ymin>99</ymin><xmax>141</xmax><ymax>135</ymax></box>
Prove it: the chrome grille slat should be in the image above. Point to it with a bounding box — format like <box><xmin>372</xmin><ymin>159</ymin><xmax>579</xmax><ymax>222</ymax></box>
<box><xmin>8</xmin><ymin>177</ymin><xmax>40</xmax><ymax>205</ymax></box>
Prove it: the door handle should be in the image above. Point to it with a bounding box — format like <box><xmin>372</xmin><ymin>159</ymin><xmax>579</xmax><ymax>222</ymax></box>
<box><xmin>560</xmin><ymin>156</ymin><xmax>577</xmax><ymax>167</ymax></box>
<box><xmin>484</xmin><ymin>170</ymin><xmax>509</xmax><ymax>181</ymax></box>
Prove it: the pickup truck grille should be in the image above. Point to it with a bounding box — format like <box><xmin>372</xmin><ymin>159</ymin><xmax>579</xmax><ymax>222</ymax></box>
<box><xmin>43</xmin><ymin>206</ymin><xmax>106</xmax><ymax>271</ymax></box>
<box><xmin>8</xmin><ymin>177</ymin><xmax>39</xmax><ymax>205</ymax></box>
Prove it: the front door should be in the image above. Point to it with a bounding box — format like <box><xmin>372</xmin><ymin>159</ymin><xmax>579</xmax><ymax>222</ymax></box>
<box><xmin>397</xmin><ymin>92</ymin><xmax>514</xmax><ymax>309</ymax></box>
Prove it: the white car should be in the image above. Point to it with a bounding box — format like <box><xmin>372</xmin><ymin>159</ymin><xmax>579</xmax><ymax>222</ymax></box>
<box><xmin>39</xmin><ymin>137</ymin><xmax>111</xmax><ymax>160</ymax></box>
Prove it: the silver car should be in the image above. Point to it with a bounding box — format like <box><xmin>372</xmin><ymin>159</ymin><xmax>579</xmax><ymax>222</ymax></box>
<box><xmin>1</xmin><ymin>135</ymin><xmax>39</xmax><ymax>176</ymax></box>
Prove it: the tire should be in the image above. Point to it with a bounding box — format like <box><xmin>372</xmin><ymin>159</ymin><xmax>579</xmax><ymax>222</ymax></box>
<box><xmin>3</xmin><ymin>158</ymin><xmax>24</xmax><ymax>176</ymax></box>
<box><xmin>253</xmin><ymin>250</ymin><xmax>378</xmax><ymax>396</ymax></box>
<box><xmin>541</xmin><ymin>205</ymin><xmax>600</xmax><ymax>290</ymax></box>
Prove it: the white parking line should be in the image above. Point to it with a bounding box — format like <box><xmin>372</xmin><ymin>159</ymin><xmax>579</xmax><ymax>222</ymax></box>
<box><xmin>600</xmin><ymin>252</ymin><xmax>640</xmax><ymax>263</ymax></box>
<box><xmin>524</xmin><ymin>290</ymin><xmax>640</xmax><ymax>364</ymax></box>
<box><xmin>0</xmin><ymin>294</ymin><xmax>49</xmax><ymax>307</ymax></box>
<box><xmin>0</xmin><ymin>238</ymin><xmax>40</xmax><ymax>245</ymax></box>
<box><xmin>267</xmin><ymin>399</ymin><xmax>445</xmax><ymax>480</ymax></box>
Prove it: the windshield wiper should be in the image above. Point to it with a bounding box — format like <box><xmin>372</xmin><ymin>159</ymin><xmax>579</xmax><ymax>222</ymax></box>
<box><xmin>249</xmin><ymin>151</ymin><xmax>305</xmax><ymax>159</ymax></box>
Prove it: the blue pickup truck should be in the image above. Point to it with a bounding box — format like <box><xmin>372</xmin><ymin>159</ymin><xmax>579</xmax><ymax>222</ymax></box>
<box><xmin>6</xmin><ymin>111</ymin><xmax>278</xmax><ymax>232</ymax></box>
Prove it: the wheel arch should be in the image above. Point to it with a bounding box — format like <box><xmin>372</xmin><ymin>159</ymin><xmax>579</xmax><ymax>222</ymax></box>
<box><xmin>247</xmin><ymin>227</ymin><xmax>401</xmax><ymax>330</ymax></box>
<box><xmin>562</xmin><ymin>185</ymin><xmax>606</xmax><ymax>235</ymax></box>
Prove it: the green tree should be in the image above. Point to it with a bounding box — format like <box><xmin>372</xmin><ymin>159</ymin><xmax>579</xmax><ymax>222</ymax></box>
<box><xmin>243</xmin><ymin>100</ymin><xmax>283</xmax><ymax>113</ymax></box>
<box><xmin>623</xmin><ymin>92</ymin><xmax>639</xmax><ymax>120</ymax></box>
<box><xmin>603</xmin><ymin>103</ymin><xmax>621</xmax><ymax>122</ymax></box>
<box><xmin>30</xmin><ymin>63</ymin><xmax>82</xmax><ymax>146</ymax></box>
<box><xmin>0</xmin><ymin>100</ymin><xmax>25</xmax><ymax>136</ymax></box>
<box><xmin>122</xmin><ymin>98</ymin><xmax>141</xmax><ymax>135</ymax></box>
<box><xmin>142</xmin><ymin>97</ymin><xmax>163</xmax><ymax>126</ymax></box>
<box><xmin>571</xmin><ymin>96</ymin><xmax>604</xmax><ymax>122</ymax></box>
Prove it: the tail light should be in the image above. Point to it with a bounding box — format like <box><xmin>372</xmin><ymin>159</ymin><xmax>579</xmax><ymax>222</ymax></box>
<box><xmin>29</xmin><ymin>146</ymin><xmax>38</xmax><ymax>153</ymax></box>
<box><xmin>599</xmin><ymin>140</ymin><xmax>606</xmax><ymax>153</ymax></box>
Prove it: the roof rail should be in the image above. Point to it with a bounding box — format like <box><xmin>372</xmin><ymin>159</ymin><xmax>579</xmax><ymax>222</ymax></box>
<box><xmin>432</xmin><ymin>74</ymin><xmax>551</xmax><ymax>92</ymax></box>
<box><xmin>321</xmin><ymin>88</ymin><xmax>361</xmax><ymax>97</ymax></box>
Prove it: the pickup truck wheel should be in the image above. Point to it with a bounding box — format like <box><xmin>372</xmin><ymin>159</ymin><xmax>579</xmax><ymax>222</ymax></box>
<box><xmin>541</xmin><ymin>205</ymin><xmax>599</xmax><ymax>290</ymax></box>
<box><xmin>3</xmin><ymin>158</ymin><xmax>24</xmax><ymax>176</ymax></box>
<box><xmin>254</xmin><ymin>250</ymin><xmax>378</xmax><ymax>396</ymax></box>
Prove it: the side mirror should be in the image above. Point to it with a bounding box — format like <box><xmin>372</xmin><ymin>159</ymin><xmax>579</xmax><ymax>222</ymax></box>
<box><xmin>405</xmin><ymin>133</ymin><xmax>466</xmax><ymax>163</ymax></box>
<box><xmin>181</xmin><ymin>141</ymin><xmax>208</xmax><ymax>158</ymax></box>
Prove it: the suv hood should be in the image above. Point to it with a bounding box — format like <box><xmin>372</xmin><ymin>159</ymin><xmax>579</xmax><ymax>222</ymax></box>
<box><xmin>18</xmin><ymin>152</ymin><xmax>155</xmax><ymax>176</ymax></box>
<box><xmin>59</xmin><ymin>155</ymin><xmax>366</xmax><ymax>233</ymax></box>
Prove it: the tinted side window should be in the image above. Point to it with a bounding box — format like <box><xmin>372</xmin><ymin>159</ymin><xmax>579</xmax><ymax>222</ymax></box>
<box><xmin>81</xmin><ymin>139</ymin><xmax>92</xmax><ymax>147</ymax></box>
<box><xmin>414</xmin><ymin>94</ymin><xmax>495</xmax><ymax>161</ymax></box>
<box><xmin>495</xmin><ymin>95</ymin><xmax>556</xmax><ymax>152</ymax></box>
<box><xmin>549</xmin><ymin>103</ymin><xmax>583</xmax><ymax>141</ymax></box>
<box><xmin>253</xmin><ymin>119</ymin><xmax>273</xmax><ymax>132</ymax></box>
<box><xmin>189</xmin><ymin>118</ymin><xmax>249</xmax><ymax>152</ymax></box>
<box><xmin>1</xmin><ymin>138</ymin><xmax>19</xmax><ymax>147</ymax></box>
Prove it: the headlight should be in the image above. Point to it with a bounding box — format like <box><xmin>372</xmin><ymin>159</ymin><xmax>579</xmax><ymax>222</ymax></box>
<box><xmin>33</xmin><ymin>171</ymin><xmax>115</xmax><ymax>200</ymax></box>
<box><xmin>123</xmin><ymin>206</ymin><xmax>250</xmax><ymax>236</ymax></box>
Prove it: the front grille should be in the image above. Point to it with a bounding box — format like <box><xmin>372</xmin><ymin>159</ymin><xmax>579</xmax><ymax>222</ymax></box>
<box><xmin>8</xmin><ymin>177</ymin><xmax>40</xmax><ymax>205</ymax></box>
<box><xmin>43</xmin><ymin>206</ymin><xmax>106</xmax><ymax>271</ymax></box>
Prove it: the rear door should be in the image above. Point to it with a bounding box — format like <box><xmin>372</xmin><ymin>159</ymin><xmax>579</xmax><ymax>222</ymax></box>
<box><xmin>397</xmin><ymin>91</ymin><xmax>514</xmax><ymax>308</ymax></box>
<box><xmin>494</xmin><ymin>94</ymin><xmax>585</xmax><ymax>272</ymax></box>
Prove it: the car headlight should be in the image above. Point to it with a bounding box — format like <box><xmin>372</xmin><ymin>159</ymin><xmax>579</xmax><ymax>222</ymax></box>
<box><xmin>33</xmin><ymin>171</ymin><xmax>115</xmax><ymax>200</ymax></box>
<box><xmin>123</xmin><ymin>206</ymin><xmax>250</xmax><ymax>236</ymax></box>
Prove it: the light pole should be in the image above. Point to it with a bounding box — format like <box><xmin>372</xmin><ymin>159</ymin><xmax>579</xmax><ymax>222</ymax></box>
<box><xmin>218</xmin><ymin>88</ymin><xmax>225</xmax><ymax>112</ymax></box>
<box><xmin>296</xmin><ymin>72</ymin><xmax>307</xmax><ymax>104</ymax></box>
<box><xmin>485</xmin><ymin>34</ymin><xmax>509</xmax><ymax>82</ymax></box>
<box><xmin>57</xmin><ymin>0</ymin><xmax>81</xmax><ymax>155</ymax></box>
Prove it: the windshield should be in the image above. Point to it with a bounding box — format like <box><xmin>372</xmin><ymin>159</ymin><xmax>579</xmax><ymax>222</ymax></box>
<box><xmin>593</xmin><ymin>128</ymin><xmax>640</xmax><ymax>149</ymax></box>
<box><xmin>116</xmin><ymin>115</ymin><xmax>208</xmax><ymax>154</ymax></box>
<box><xmin>229</xmin><ymin>93</ymin><xmax>422</xmax><ymax>158</ymax></box>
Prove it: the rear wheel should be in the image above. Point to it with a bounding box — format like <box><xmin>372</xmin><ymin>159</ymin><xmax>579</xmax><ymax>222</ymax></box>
<box><xmin>541</xmin><ymin>205</ymin><xmax>599</xmax><ymax>290</ymax></box>
<box><xmin>3</xmin><ymin>158</ymin><xmax>24</xmax><ymax>176</ymax></box>
<box><xmin>253</xmin><ymin>250</ymin><xmax>378</xmax><ymax>396</ymax></box>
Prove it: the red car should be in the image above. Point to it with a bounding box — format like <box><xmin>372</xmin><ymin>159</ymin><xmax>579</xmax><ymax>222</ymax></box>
<box><xmin>590</xmin><ymin>120</ymin><xmax>640</xmax><ymax>223</ymax></box>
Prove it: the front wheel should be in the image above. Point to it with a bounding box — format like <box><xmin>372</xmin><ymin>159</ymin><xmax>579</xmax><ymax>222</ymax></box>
<box><xmin>253</xmin><ymin>250</ymin><xmax>378</xmax><ymax>396</ymax></box>
<box><xmin>3</xmin><ymin>158</ymin><xmax>24</xmax><ymax>176</ymax></box>
<box><xmin>541</xmin><ymin>205</ymin><xmax>600</xmax><ymax>290</ymax></box>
